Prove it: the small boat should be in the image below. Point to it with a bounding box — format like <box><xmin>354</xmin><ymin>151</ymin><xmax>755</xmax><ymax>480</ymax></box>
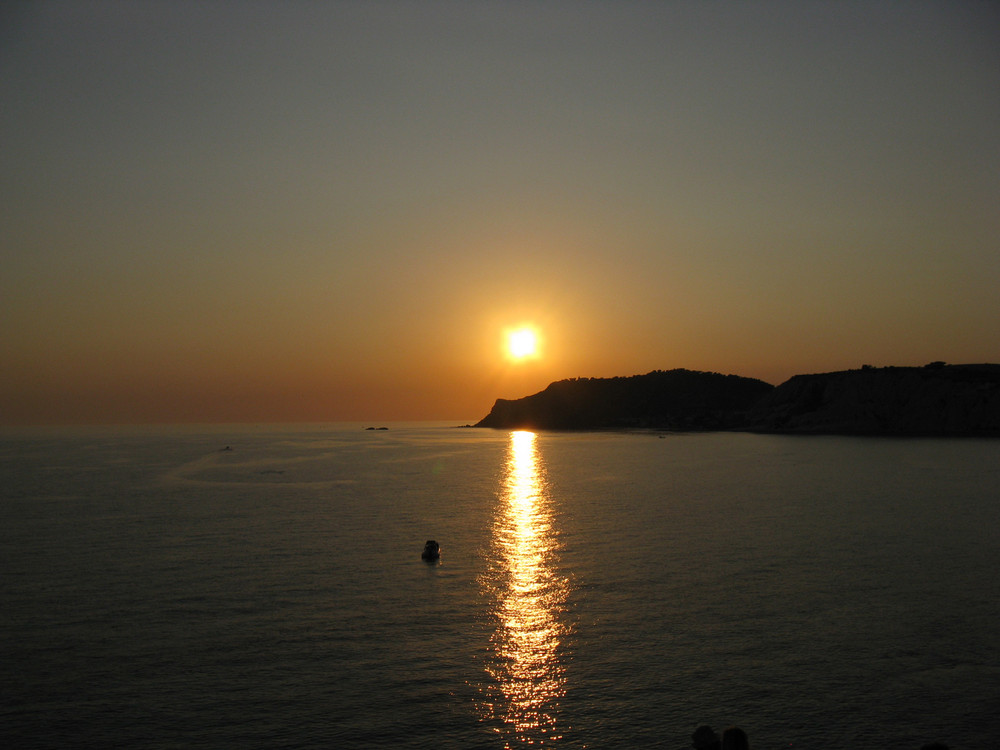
<box><xmin>421</xmin><ymin>540</ymin><xmax>440</xmax><ymax>561</ymax></box>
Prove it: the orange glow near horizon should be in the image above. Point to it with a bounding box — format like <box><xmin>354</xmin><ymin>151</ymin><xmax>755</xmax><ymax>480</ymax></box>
<box><xmin>3</xmin><ymin>4</ymin><xmax>998</xmax><ymax>426</ymax></box>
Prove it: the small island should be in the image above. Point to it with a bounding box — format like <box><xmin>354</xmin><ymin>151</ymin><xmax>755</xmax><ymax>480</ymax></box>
<box><xmin>475</xmin><ymin>364</ymin><xmax>1000</xmax><ymax>436</ymax></box>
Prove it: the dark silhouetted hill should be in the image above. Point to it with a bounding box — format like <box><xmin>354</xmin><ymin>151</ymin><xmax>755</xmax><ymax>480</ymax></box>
<box><xmin>474</xmin><ymin>363</ymin><xmax>1000</xmax><ymax>435</ymax></box>
<box><xmin>745</xmin><ymin>363</ymin><xmax>1000</xmax><ymax>435</ymax></box>
<box><xmin>474</xmin><ymin>369</ymin><xmax>774</xmax><ymax>430</ymax></box>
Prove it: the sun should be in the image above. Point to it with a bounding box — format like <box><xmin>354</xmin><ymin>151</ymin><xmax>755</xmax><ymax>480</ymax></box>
<box><xmin>506</xmin><ymin>327</ymin><xmax>539</xmax><ymax>360</ymax></box>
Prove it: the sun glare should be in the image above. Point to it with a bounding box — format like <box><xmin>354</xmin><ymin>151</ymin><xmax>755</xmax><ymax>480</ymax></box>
<box><xmin>507</xmin><ymin>328</ymin><xmax>539</xmax><ymax>360</ymax></box>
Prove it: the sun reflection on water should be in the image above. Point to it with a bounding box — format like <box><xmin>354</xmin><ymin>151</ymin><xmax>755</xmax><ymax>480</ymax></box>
<box><xmin>480</xmin><ymin>430</ymin><xmax>570</xmax><ymax>746</ymax></box>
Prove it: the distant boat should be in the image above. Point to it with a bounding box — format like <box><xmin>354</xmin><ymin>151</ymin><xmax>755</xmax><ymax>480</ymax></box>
<box><xmin>421</xmin><ymin>540</ymin><xmax>440</xmax><ymax>561</ymax></box>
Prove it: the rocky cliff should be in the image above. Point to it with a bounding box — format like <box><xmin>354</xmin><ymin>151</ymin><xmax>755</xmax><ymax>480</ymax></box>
<box><xmin>745</xmin><ymin>363</ymin><xmax>1000</xmax><ymax>435</ymax></box>
<box><xmin>475</xmin><ymin>363</ymin><xmax>1000</xmax><ymax>435</ymax></box>
<box><xmin>475</xmin><ymin>369</ymin><xmax>774</xmax><ymax>430</ymax></box>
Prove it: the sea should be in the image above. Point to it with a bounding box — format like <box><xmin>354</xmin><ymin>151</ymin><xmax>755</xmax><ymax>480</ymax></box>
<box><xmin>2</xmin><ymin>423</ymin><xmax>998</xmax><ymax>749</ymax></box>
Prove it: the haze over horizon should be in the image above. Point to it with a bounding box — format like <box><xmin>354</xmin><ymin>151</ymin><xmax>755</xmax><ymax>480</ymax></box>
<box><xmin>3</xmin><ymin>1</ymin><xmax>998</xmax><ymax>425</ymax></box>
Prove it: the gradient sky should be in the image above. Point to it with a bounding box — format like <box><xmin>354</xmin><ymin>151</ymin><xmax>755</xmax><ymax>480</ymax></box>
<box><xmin>2</xmin><ymin>1</ymin><xmax>998</xmax><ymax>424</ymax></box>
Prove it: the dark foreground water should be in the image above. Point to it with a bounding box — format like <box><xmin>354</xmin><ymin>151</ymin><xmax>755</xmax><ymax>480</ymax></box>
<box><xmin>2</xmin><ymin>424</ymin><xmax>998</xmax><ymax>749</ymax></box>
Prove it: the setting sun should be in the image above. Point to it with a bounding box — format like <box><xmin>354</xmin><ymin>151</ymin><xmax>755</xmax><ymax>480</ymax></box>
<box><xmin>507</xmin><ymin>327</ymin><xmax>539</xmax><ymax>360</ymax></box>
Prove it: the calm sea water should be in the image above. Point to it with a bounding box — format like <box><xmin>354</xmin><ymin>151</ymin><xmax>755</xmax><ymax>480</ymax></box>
<box><xmin>2</xmin><ymin>424</ymin><xmax>998</xmax><ymax>749</ymax></box>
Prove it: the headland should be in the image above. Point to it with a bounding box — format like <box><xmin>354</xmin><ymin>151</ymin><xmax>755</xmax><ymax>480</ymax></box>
<box><xmin>474</xmin><ymin>364</ymin><xmax>1000</xmax><ymax>436</ymax></box>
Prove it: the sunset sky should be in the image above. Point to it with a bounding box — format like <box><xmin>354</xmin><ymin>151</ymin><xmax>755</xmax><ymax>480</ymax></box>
<box><xmin>2</xmin><ymin>1</ymin><xmax>998</xmax><ymax>424</ymax></box>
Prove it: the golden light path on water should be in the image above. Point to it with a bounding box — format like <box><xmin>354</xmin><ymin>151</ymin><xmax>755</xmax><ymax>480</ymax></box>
<box><xmin>480</xmin><ymin>430</ymin><xmax>570</xmax><ymax>747</ymax></box>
